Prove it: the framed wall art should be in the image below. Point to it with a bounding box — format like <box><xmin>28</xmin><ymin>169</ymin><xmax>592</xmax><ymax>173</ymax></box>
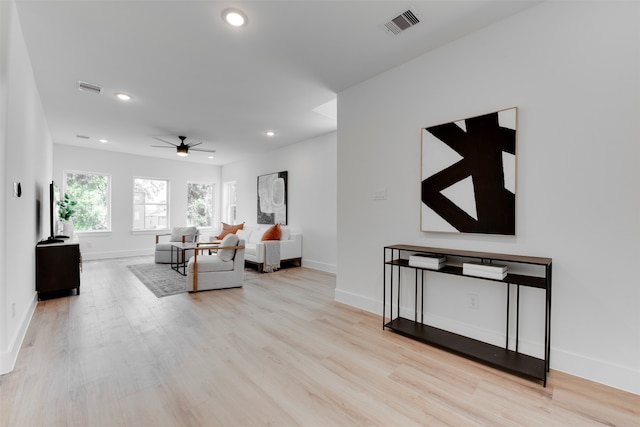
<box><xmin>257</xmin><ymin>171</ymin><xmax>288</xmax><ymax>225</ymax></box>
<box><xmin>421</xmin><ymin>107</ymin><xmax>517</xmax><ymax>235</ymax></box>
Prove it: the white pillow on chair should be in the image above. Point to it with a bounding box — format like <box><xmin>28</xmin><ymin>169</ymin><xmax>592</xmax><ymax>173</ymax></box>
<box><xmin>217</xmin><ymin>233</ymin><xmax>239</xmax><ymax>262</ymax></box>
<box><xmin>170</xmin><ymin>226</ymin><xmax>198</xmax><ymax>242</ymax></box>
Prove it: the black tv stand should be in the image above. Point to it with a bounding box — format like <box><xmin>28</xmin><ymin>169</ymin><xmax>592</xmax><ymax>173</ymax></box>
<box><xmin>383</xmin><ymin>244</ymin><xmax>552</xmax><ymax>386</ymax></box>
<box><xmin>36</xmin><ymin>237</ymin><xmax>81</xmax><ymax>298</ymax></box>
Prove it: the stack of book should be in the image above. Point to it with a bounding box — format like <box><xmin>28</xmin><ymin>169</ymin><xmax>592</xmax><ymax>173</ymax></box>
<box><xmin>408</xmin><ymin>254</ymin><xmax>446</xmax><ymax>270</ymax></box>
<box><xmin>462</xmin><ymin>262</ymin><xmax>507</xmax><ymax>280</ymax></box>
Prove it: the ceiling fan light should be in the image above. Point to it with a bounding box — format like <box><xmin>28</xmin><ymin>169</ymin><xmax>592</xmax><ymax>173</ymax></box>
<box><xmin>176</xmin><ymin>146</ymin><xmax>189</xmax><ymax>156</ymax></box>
<box><xmin>223</xmin><ymin>9</ymin><xmax>247</xmax><ymax>27</ymax></box>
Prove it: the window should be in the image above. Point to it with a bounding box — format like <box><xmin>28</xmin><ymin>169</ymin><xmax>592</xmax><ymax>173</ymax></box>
<box><xmin>64</xmin><ymin>170</ymin><xmax>111</xmax><ymax>232</ymax></box>
<box><xmin>187</xmin><ymin>182</ymin><xmax>215</xmax><ymax>227</ymax></box>
<box><xmin>222</xmin><ymin>181</ymin><xmax>237</xmax><ymax>224</ymax></box>
<box><xmin>133</xmin><ymin>178</ymin><xmax>169</xmax><ymax>230</ymax></box>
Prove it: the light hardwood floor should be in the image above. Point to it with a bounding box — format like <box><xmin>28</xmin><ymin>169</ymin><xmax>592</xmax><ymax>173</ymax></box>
<box><xmin>1</xmin><ymin>257</ymin><xmax>638</xmax><ymax>426</ymax></box>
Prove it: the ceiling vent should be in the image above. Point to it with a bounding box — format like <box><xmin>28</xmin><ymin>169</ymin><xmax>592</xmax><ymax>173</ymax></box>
<box><xmin>78</xmin><ymin>81</ymin><xmax>103</xmax><ymax>95</ymax></box>
<box><xmin>384</xmin><ymin>9</ymin><xmax>420</xmax><ymax>35</ymax></box>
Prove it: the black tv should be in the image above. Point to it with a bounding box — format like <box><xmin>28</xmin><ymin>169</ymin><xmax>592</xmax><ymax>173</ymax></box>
<box><xmin>39</xmin><ymin>181</ymin><xmax>64</xmax><ymax>244</ymax></box>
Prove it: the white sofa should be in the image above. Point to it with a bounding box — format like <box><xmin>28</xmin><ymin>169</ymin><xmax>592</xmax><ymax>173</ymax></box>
<box><xmin>235</xmin><ymin>225</ymin><xmax>302</xmax><ymax>272</ymax></box>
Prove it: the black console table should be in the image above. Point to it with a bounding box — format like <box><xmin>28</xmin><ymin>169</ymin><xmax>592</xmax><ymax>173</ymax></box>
<box><xmin>383</xmin><ymin>244</ymin><xmax>552</xmax><ymax>386</ymax></box>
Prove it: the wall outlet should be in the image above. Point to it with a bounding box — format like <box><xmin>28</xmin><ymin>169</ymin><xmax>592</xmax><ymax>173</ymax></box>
<box><xmin>468</xmin><ymin>293</ymin><xmax>479</xmax><ymax>310</ymax></box>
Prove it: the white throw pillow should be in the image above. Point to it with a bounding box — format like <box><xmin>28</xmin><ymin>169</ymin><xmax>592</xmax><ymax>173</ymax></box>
<box><xmin>170</xmin><ymin>226</ymin><xmax>198</xmax><ymax>242</ymax></box>
<box><xmin>217</xmin><ymin>233</ymin><xmax>239</xmax><ymax>262</ymax></box>
<box><xmin>249</xmin><ymin>227</ymin><xmax>268</xmax><ymax>243</ymax></box>
<box><xmin>280</xmin><ymin>227</ymin><xmax>291</xmax><ymax>241</ymax></box>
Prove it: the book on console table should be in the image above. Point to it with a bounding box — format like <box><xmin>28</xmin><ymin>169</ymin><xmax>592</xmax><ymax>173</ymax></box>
<box><xmin>463</xmin><ymin>262</ymin><xmax>508</xmax><ymax>280</ymax></box>
<box><xmin>409</xmin><ymin>254</ymin><xmax>446</xmax><ymax>270</ymax></box>
<box><xmin>463</xmin><ymin>270</ymin><xmax>507</xmax><ymax>280</ymax></box>
<box><xmin>462</xmin><ymin>262</ymin><xmax>507</xmax><ymax>273</ymax></box>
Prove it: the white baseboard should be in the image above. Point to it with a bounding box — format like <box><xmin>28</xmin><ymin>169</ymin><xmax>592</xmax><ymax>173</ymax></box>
<box><xmin>82</xmin><ymin>251</ymin><xmax>338</xmax><ymax>277</ymax></box>
<box><xmin>551</xmin><ymin>348</ymin><xmax>640</xmax><ymax>395</ymax></box>
<box><xmin>335</xmin><ymin>287</ymin><xmax>379</xmax><ymax>314</ymax></box>
<box><xmin>302</xmin><ymin>259</ymin><xmax>336</xmax><ymax>274</ymax></box>
<box><xmin>81</xmin><ymin>248</ymin><xmax>153</xmax><ymax>261</ymax></box>
<box><xmin>0</xmin><ymin>293</ymin><xmax>37</xmax><ymax>375</ymax></box>
<box><xmin>335</xmin><ymin>290</ymin><xmax>640</xmax><ymax>395</ymax></box>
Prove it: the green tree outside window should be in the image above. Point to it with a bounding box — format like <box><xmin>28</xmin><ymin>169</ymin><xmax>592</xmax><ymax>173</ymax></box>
<box><xmin>187</xmin><ymin>182</ymin><xmax>214</xmax><ymax>227</ymax></box>
<box><xmin>64</xmin><ymin>172</ymin><xmax>110</xmax><ymax>231</ymax></box>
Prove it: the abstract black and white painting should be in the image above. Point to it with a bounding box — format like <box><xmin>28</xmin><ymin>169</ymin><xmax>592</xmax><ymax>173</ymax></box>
<box><xmin>421</xmin><ymin>108</ymin><xmax>517</xmax><ymax>235</ymax></box>
<box><xmin>257</xmin><ymin>171</ymin><xmax>288</xmax><ymax>225</ymax></box>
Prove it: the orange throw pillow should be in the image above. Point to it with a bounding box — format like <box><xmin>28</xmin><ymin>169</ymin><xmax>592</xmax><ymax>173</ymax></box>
<box><xmin>215</xmin><ymin>222</ymin><xmax>244</xmax><ymax>240</ymax></box>
<box><xmin>261</xmin><ymin>223</ymin><xmax>282</xmax><ymax>241</ymax></box>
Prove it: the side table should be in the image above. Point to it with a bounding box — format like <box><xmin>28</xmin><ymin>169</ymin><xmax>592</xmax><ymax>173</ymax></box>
<box><xmin>170</xmin><ymin>242</ymin><xmax>196</xmax><ymax>276</ymax></box>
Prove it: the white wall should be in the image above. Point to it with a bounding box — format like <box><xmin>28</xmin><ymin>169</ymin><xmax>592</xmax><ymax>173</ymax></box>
<box><xmin>222</xmin><ymin>132</ymin><xmax>337</xmax><ymax>273</ymax></box>
<box><xmin>0</xmin><ymin>0</ymin><xmax>52</xmax><ymax>374</ymax></box>
<box><xmin>337</xmin><ymin>1</ymin><xmax>640</xmax><ymax>394</ymax></box>
<box><xmin>53</xmin><ymin>144</ymin><xmax>221</xmax><ymax>260</ymax></box>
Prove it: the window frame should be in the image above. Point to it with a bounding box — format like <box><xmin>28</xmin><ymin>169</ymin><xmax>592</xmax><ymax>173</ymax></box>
<box><xmin>186</xmin><ymin>181</ymin><xmax>216</xmax><ymax>229</ymax></box>
<box><xmin>132</xmin><ymin>176</ymin><xmax>170</xmax><ymax>232</ymax></box>
<box><xmin>222</xmin><ymin>180</ymin><xmax>237</xmax><ymax>225</ymax></box>
<box><xmin>63</xmin><ymin>169</ymin><xmax>112</xmax><ymax>234</ymax></box>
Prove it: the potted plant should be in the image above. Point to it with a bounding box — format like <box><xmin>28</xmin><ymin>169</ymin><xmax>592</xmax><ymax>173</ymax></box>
<box><xmin>57</xmin><ymin>193</ymin><xmax>77</xmax><ymax>237</ymax></box>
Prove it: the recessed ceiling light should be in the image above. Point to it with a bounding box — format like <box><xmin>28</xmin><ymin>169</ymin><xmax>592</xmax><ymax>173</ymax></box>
<box><xmin>265</xmin><ymin>131</ymin><xmax>276</xmax><ymax>137</ymax></box>
<box><xmin>208</xmin><ymin>155</ymin><xmax>215</xmax><ymax>159</ymax></box>
<box><xmin>222</xmin><ymin>8</ymin><xmax>247</xmax><ymax>27</ymax></box>
<box><xmin>99</xmin><ymin>139</ymin><xmax>108</xmax><ymax>144</ymax></box>
<box><xmin>115</xmin><ymin>92</ymin><xmax>131</xmax><ymax>101</ymax></box>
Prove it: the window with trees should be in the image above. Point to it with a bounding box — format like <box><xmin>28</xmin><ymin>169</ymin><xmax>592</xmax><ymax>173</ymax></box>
<box><xmin>63</xmin><ymin>171</ymin><xmax>111</xmax><ymax>232</ymax></box>
<box><xmin>187</xmin><ymin>182</ymin><xmax>215</xmax><ymax>227</ymax></box>
<box><xmin>133</xmin><ymin>178</ymin><xmax>169</xmax><ymax>231</ymax></box>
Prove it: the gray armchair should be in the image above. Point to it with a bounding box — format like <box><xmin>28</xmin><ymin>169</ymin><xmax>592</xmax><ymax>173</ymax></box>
<box><xmin>154</xmin><ymin>226</ymin><xmax>199</xmax><ymax>264</ymax></box>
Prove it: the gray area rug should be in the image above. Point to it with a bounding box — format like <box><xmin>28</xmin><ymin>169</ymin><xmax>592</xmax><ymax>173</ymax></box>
<box><xmin>127</xmin><ymin>263</ymin><xmax>263</xmax><ymax>298</ymax></box>
<box><xmin>127</xmin><ymin>263</ymin><xmax>187</xmax><ymax>297</ymax></box>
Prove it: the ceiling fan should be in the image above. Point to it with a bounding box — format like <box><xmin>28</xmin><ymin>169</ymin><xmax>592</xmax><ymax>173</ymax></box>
<box><xmin>151</xmin><ymin>135</ymin><xmax>216</xmax><ymax>157</ymax></box>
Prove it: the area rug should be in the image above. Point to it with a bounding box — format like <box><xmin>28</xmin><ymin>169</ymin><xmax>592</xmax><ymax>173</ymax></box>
<box><xmin>127</xmin><ymin>263</ymin><xmax>264</xmax><ymax>298</ymax></box>
<box><xmin>127</xmin><ymin>263</ymin><xmax>187</xmax><ymax>298</ymax></box>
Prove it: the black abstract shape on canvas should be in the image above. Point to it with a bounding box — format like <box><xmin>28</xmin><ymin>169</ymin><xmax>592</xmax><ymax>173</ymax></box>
<box><xmin>422</xmin><ymin>112</ymin><xmax>515</xmax><ymax>235</ymax></box>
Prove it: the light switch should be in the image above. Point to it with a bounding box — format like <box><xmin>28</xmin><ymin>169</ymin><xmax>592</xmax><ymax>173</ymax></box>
<box><xmin>372</xmin><ymin>189</ymin><xmax>387</xmax><ymax>200</ymax></box>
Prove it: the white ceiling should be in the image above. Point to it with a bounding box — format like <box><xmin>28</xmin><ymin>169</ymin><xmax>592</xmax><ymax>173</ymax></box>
<box><xmin>15</xmin><ymin>0</ymin><xmax>541</xmax><ymax>165</ymax></box>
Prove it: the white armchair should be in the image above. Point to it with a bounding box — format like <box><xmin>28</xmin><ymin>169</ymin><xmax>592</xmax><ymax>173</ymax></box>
<box><xmin>186</xmin><ymin>236</ymin><xmax>245</xmax><ymax>292</ymax></box>
<box><xmin>154</xmin><ymin>226</ymin><xmax>199</xmax><ymax>264</ymax></box>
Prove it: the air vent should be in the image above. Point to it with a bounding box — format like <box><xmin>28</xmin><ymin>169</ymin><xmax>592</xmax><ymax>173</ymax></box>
<box><xmin>385</xmin><ymin>9</ymin><xmax>420</xmax><ymax>35</ymax></box>
<box><xmin>78</xmin><ymin>81</ymin><xmax>103</xmax><ymax>94</ymax></box>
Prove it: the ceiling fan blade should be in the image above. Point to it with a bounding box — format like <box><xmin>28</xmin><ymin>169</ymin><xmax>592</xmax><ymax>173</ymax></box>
<box><xmin>186</xmin><ymin>142</ymin><xmax>203</xmax><ymax>148</ymax></box>
<box><xmin>189</xmin><ymin>148</ymin><xmax>217</xmax><ymax>153</ymax></box>
<box><xmin>150</xmin><ymin>145</ymin><xmax>175</xmax><ymax>148</ymax></box>
<box><xmin>152</xmin><ymin>136</ymin><xmax>178</xmax><ymax>147</ymax></box>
